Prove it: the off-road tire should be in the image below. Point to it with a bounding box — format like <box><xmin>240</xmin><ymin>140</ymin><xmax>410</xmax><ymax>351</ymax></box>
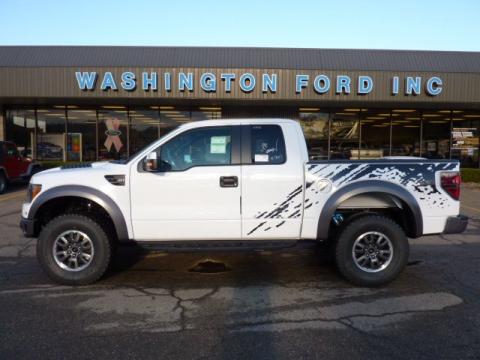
<box><xmin>335</xmin><ymin>215</ymin><xmax>409</xmax><ymax>287</ymax></box>
<box><xmin>37</xmin><ymin>214</ymin><xmax>112</xmax><ymax>285</ymax></box>
<box><xmin>0</xmin><ymin>171</ymin><xmax>7</xmax><ymax>194</ymax></box>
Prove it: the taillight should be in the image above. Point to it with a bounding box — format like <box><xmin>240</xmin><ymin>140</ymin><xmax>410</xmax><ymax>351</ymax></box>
<box><xmin>440</xmin><ymin>172</ymin><xmax>461</xmax><ymax>200</ymax></box>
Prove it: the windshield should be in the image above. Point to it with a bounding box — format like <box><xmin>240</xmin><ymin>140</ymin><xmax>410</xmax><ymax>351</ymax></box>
<box><xmin>120</xmin><ymin>125</ymin><xmax>181</xmax><ymax>164</ymax></box>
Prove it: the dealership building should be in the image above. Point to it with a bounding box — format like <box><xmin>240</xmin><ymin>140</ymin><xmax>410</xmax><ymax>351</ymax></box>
<box><xmin>0</xmin><ymin>46</ymin><xmax>479</xmax><ymax>167</ymax></box>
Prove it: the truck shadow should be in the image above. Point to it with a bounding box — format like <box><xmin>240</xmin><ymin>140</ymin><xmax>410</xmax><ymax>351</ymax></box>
<box><xmin>105</xmin><ymin>242</ymin><xmax>338</xmax><ymax>289</ymax></box>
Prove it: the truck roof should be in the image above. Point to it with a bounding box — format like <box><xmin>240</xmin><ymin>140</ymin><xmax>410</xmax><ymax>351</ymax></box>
<box><xmin>178</xmin><ymin>118</ymin><xmax>300</xmax><ymax>130</ymax></box>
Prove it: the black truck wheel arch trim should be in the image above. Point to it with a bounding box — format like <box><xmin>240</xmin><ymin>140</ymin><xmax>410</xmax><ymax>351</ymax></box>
<box><xmin>317</xmin><ymin>180</ymin><xmax>423</xmax><ymax>240</ymax></box>
<box><xmin>27</xmin><ymin>185</ymin><xmax>129</xmax><ymax>242</ymax></box>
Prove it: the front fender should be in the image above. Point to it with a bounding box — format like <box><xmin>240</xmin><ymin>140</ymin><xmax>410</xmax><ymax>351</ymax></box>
<box><xmin>28</xmin><ymin>185</ymin><xmax>129</xmax><ymax>241</ymax></box>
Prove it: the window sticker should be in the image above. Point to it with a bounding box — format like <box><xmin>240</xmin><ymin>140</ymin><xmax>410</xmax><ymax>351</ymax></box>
<box><xmin>210</xmin><ymin>136</ymin><xmax>227</xmax><ymax>154</ymax></box>
<box><xmin>254</xmin><ymin>154</ymin><xmax>269</xmax><ymax>162</ymax></box>
<box><xmin>184</xmin><ymin>154</ymin><xmax>192</xmax><ymax>163</ymax></box>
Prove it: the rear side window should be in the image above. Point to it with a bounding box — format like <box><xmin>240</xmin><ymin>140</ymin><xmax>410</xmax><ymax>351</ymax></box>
<box><xmin>251</xmin><ymin>125</ymin><xmax>286</xmax><ymax>164</ymax></box>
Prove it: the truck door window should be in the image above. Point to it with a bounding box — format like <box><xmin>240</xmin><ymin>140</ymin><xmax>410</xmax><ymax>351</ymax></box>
<box><xmin>159</xmin><ymin>127</ymin><xmax>232</xmax><ymax>171</ymax></box>
<box><xmin>251</xmin><ymin>125</ymin><xmax>286</xmax><ymax>164</ymax></box>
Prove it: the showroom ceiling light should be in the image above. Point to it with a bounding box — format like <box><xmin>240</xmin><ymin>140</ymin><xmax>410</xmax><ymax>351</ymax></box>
<box><xmin>299</xmin><ymin>108</ymin><xmax>320</xmax><ymax>112</ymax></box>
<box><xmin>198</xmin><ymin>107</ymin><xmax>222</xmax><ymax>111</ymax></box>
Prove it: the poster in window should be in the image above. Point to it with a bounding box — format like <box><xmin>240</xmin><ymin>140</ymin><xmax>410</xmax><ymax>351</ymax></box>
<box><xmin>36</xmin><ymin>133</ymin><xmax>65</xmax><ymax>161</ymax></box>
<box><xmin>452</xmin><ymin>128</ymin><xmax>479</xmax><ymax>150</ymax></box>
<box><xmin>67</xmin><ymin>133</ymin><xmax>83</xmax><ymax>161</ymax></box>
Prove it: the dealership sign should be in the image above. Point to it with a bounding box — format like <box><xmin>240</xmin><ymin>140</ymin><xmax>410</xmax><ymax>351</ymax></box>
<box><xmin>75</xmin><ymin>71</ymin><xmax>443</xmax><ymax>96</ymax></box>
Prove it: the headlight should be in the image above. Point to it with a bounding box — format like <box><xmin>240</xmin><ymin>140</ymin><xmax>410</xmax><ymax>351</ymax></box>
<box><xmin>27</xmin><ymin>184</ymin><xmax>42</xmax><ymax>203</ymax></box>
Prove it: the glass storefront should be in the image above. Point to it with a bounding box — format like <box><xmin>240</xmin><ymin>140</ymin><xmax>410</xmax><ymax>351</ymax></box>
<box><xmin>329</xmin><ymin>109</ymin><xmax>360</xmax><ymax>160</ymax></box>
<box><xmin>451</xmin><ymin>111</ymin><xmax>480</xmax><ymax>167</ymax></box>
<box><xmin>298</xmin><ymin>110</ymin><xmax>329</xmax><ymax>160</ymax></box>
<box><xmin>391</xmin><ymin>110</ymin><xmax>422</xmax><ymax>157</ymax></box>
<box><xmin>4</xmin><ymin>106</ymin><xmax>224</xmax><ymax>163</ymax></box>
<box><xmin>66</xmin><ymin>109</ymin><xmax>97</xmax><ymax>162</ymax></box>
<box><xmin>98</xmin><ymin>108</ymin><xmax>129</xmax><ymax>161</ymax></box>
<box><xmin>422</xmin><ymin>110</ymin><xmax>451</xmax><ymax>159</ymax></box>
<box><xmin>359</xmin><ymin>109</ymin><xmax>391</xmax><ymax>158</ymax></box>
<box><xmin>36</xmin><ymin>109</ymin><xmax>67</xmax><ymax>161</ymax></box>
<box><xmin>298</xmin><ymin>108</ymin><xmax>479</xmax><ymax>166</ymax></box>
<box><xmin>4</xmin><ymin>108</ymin><xmax>35</xmax><ymax>158</ymax></box>
<box><xmin>129</xmin><ymin>108</ymin><xmax>160</xmax><ymax>157</ymax></box>
<box><xmin>4</xmin><ymin>106</ymin><xmax>480</xmax><ymax>168</ymax></box>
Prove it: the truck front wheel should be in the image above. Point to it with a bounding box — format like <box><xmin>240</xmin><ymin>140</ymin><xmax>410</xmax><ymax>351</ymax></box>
<box><xmin>37</xmin><ymin>214</ymin><xmax>112</xmax><ymax>285</ymax></box>
<box><xmin>334</xmin><ymin>215</ymin><xmax>409</xmax><ymax>287</ymax></box>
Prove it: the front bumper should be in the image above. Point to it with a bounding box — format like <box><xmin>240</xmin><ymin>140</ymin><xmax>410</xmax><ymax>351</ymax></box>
<box><xmin>20</xmin><ymin>217</ymin><xmax>36</xmax><ymax>237</ymax></box>
<box><xmin>443</xmin><ymin>215</ymin><xmax>468</xmax><ymax>234</ymax></box>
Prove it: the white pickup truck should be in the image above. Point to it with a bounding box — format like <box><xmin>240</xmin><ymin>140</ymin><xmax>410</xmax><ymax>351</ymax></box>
<box><xmin>20</xmin><ymin>119</ymin><xmax>468</xmax><ymax>286</ymax></box>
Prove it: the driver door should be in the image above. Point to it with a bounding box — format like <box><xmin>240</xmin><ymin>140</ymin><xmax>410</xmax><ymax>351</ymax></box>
<box><xmin>130</xmin><ymin>125</ymin><xmax>242</xmax><ymax>241</ymax></box>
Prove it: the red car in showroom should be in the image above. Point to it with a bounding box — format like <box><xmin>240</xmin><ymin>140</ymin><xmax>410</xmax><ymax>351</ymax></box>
<box><xmin>0</xmin><ymin>141</ymin><xmax>41</xmax><ymax>194</ymax></box>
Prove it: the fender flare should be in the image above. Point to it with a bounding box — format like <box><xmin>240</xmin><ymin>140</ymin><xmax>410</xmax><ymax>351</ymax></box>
<box><xmin>317</xmin><ymin>180</ymin><xmax>423</xmax><ymax>240</ymax></box>
<box><xmin>28</xmin><ymin>185</ymin><xmax>129</xmax><ymax>241</ymax></box>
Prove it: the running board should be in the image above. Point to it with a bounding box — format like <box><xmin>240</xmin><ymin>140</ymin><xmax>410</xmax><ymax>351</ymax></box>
<box><xmin>133</xmin><ymin>240</ymin><xmax>318</xmax><ymax>252</ymax></box>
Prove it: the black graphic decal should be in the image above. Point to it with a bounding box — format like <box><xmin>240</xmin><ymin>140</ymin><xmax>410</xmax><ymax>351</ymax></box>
<box><xmin>249</xmin><ymin>184</ymin><xmax>304</xmax><ymax>235</ymax></box>
<box><xmin>247</xmin><ymin>221</ymin><xmax>267</xmax><ymax>235</ymax></box>
<box><xmin>288</xmin><ymin>209</ymin><xmax>301</xmax><ymax>218</ymax></box>
<box><xmin>307</xmin><ymin>161</ymin><xmax>458</xmax><ymax>210</ymax></box>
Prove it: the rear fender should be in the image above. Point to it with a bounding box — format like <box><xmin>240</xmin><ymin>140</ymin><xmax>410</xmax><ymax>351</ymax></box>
<box><xmin>317</xmin><ymin>180</ymin><xmax>423</xmax><ymax>239</ymax></box>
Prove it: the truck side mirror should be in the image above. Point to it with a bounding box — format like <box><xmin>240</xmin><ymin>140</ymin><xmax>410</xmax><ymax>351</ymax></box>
<box><xmin>144</xmin><ymin>152</ymin><xmax>158</xmax><ymax>172</ymax></box>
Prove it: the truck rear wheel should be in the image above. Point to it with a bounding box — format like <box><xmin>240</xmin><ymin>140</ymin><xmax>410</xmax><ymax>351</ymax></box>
<box><xmin>334</xmin><ymin>215</ymin><xmax>409</xmax><ymax>287</ymax></box>
<box><xmin>37</xmin><ymin>214</ymin><xmax>112</xmax><ymax>285</ymax></box>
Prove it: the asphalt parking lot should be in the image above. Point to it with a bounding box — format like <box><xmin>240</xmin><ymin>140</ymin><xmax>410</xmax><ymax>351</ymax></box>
<box><xmin>0</xmin><ymin>184</ymin><xmax>479</xmax><ymax>359</ymax></box>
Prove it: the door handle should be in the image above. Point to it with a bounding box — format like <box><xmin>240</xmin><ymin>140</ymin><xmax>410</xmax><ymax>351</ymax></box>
<box><xmin>220</xmin><ymin>176</ymin><xmax>238</xmax><ymax>188</ymax></box>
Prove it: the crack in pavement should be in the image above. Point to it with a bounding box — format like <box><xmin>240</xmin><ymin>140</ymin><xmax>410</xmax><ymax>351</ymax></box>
<box><xmin>16</xmin><ymin>283</ymin><xmax>463</xmax><ymax>336</ymax></box>
<box><xmin>337</xmin><ymin>317</ymin><xmax>431</xmax><ymax>360</ymax></box>
<box><xmin>171</xmin><ymin>288</ymin><xmax>187</xmax><ymax>331</ymax></box>
<box><xmin>216</xmin><ymin>291</ymin><xmax>459</xmax><ymax>334</ymax></box>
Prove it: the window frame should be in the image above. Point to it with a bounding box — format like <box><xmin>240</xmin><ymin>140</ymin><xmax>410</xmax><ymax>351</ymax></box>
<box><xmin>138</xmin><ymin>125</ymin><xmax>241</xmax><ymax>173</ymax></box>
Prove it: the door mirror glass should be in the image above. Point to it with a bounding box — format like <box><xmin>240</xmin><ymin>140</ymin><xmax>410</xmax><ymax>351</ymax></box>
<box><xmin>144</xmin><ymin>151</ymin><xmax>158</xmax><ymax>171</ymax></box>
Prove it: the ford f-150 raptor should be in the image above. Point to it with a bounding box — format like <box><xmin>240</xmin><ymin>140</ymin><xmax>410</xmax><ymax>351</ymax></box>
<box><xmin>20</xmin><ymin>119</ymin><xmax>468</xmax><ymax>286</ymax></box>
